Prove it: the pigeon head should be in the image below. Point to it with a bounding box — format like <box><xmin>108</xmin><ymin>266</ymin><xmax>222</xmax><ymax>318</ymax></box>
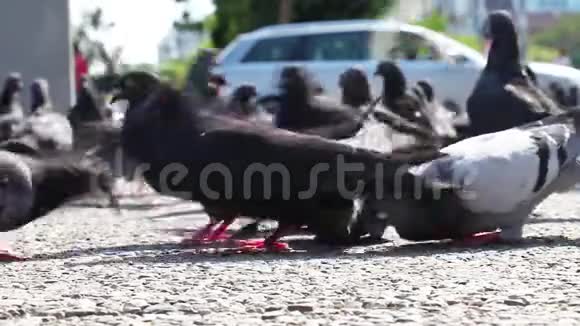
<box><xmin>482</xmin><ymin>11</ymin><xmax>519</xmax><ymax>70</ymax></box>
<box><xmin>230</xmin><ymin>84</ymin><xmax>258</xmax><ymax>116</ymax></box>
<box><xmin>339</xmin><ymin>67</ymin><xmax>372</xmax><ymax>108</ymax></box>
<box><xmin>481</xmin><ymin>10</ymin><xmax>514</xmax><ymax>41</ymax></box>
<box><xmin>112</xmin><ymin>71</ymin><xmax>161</xmax><ymax>108</ymax></box>
<box><xmin>278</xmin><ymin>66</ymin><xmax>318</xmax><ymax>97</ymax></box>
<box><xmin>0</xmin><ymin>152</ymin><xmax>35</xmax><ymax>232</ymax></box>
<box><xmin>1</xmin><ymin>73</ymin><xmax>23</xmax><ymax>106</ymax></box>
<box><xmin>30</xmin><ymin>78</ymin><xmax>51</xmax><ymax>113</ymax></box>
<box><xmin>374</xmin><ymin>61</ymin><xmax>406</xmax><ymax>101</ymax></box>
<box><xmin>232</xmin><ymin>84</ymin><xmax>257</xmax><ymax>104</ymax></box>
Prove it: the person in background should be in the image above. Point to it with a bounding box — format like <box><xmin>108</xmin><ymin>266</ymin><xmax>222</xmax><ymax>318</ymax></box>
<box><xmin>74</xmin><ymin>42</ymin><xmax>89</xmax><ymax>93</ymax></box>
<box><xmin>554</xmin><ymin>48</ymin><xmax>572</xmax><ymax>66</ymax></box>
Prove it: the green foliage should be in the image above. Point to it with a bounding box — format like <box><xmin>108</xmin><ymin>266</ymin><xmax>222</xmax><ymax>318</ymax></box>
<box><xmin>206</xmin><ymin>0</ymin><xmax>394</xmax><ymax>48</ymax></box>
<box><xmin>450</xmin><ymin>34</ymin><xmax>483</xmax><ymax>52</ymax></box>
<box><xmin>157</xmin><ymin>38</ymin><xmax>218</xmax><ymax>89</ymax></box>
<box><xmin>533</xmin><ymin>15</ymin><xmax>579</xmax><ymax>51</ymax></box>
<box><xmin>414</xmin><ymin>11</ymin><xmax>448</xmax><ymax>33</ymax></box>
<box><xmin>158</xmin><ymin>55</ymin><xmax>195</xmax><ymax>89</ymax></box>
<box><xmin>532</xmin><ymin>14</ymin><xmax>580</xmax><ymax>66</ymax></box>
<box><xmin>527</xmin><ymin>44</ymin><xmax>559</xmax><ymax>62</ymax></box>
<box><xmin>415</xmin><ymin>12</ymin><xmax>483</xmax><ymax>52</ymax></box>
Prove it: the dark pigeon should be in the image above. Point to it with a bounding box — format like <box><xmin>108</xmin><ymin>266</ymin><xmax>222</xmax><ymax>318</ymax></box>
<box><xmin>373</xmin><ymin>61</ymin><xmax>455</xmax><ymax>148</ymax></box>
<box><xmin>0</xmin><ymin>73</ymin><xmax>25</xmax><ymax>142</ymax></box>
<box><xmin>68</xmin><ymin>77</ymin><xmax>107</xmax><ymax>128</ymax></box>
<box><xmin>339</xmin><ymin>67</ymin><xmax>372</xmax><ymax>110</ymax></box>
<box><xmin>0</xmin><ymin>151</ymin><xmax>117</xmax><ymax>261</ymax></box>
<box><xmin>30</xmin><ymin>78</ymin><xmax>53</xmax><ymax>114</ymax></box>
<box><xmin>220</xmin><ymin>84</ymin><xmax>273</xmax><ymax>124</ymax></box>
<box><xmin>274</xmin><ymin>66</ymin><xmax>364</xmax><ymax>140</ymax></box>
<box><xmin>466</xmin><ymin>11</ymin><xmax>564</xmax><ymax>137</ymax></box>
<box><xmin>113</xmin><ymin>71</ymin><xmax>442</xmax><ymax>252</ymax></box>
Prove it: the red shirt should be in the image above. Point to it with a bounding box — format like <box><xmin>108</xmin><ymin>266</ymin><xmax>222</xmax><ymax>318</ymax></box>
<box><xmin>75</xmin><ymin>53</ymin><xmax>88</xmax><ymax>91</ymax></box>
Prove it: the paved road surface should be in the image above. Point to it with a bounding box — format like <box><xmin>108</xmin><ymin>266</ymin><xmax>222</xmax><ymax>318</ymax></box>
<box><xmin>1</xmin><ymin>183</ymin><xmax>580</xmax><ymax>325</ymax></box>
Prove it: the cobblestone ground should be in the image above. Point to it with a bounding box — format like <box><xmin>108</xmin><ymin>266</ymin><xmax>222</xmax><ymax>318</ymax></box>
<box><xmin>2</xmin><ymin>182</ymin><xmax>580</xmax><ymax>325</ymax></box>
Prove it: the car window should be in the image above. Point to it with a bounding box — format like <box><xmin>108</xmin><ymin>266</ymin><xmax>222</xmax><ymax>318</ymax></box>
<box><xmin>303</xmin><ymin>31</ymin><xmax>369</xmax><ymax>61</ymax></box>
<box><xmin>242</xmin><ymin>36</ymin><xmax>302</xmax><ymax>63</ymax></box>
<box><xmin>372</xmin><ymin>31</ymin><xmax>443</xmax><ymax>61</ymax></box>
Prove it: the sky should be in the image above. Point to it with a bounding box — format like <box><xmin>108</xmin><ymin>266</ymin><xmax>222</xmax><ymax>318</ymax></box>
<box><xmin>70</xmin><ymin>0</ymin><xmax>215</xmax><ymax>65</ymax></box>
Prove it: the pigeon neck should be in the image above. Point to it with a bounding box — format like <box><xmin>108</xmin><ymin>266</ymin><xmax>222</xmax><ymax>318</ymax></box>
<box><xmin>239</xmin><ymin>101</ymin><xmax>253</xmax><ymax>116</ymax></box>
<box><xmin>382</xmin><ymin>80</ymin><xmax>405</xmax><ymax>105</ymax></box>
<box><xmin>1</xmin><ymin>89</ymin><xmax>19</xmax><ymax>107</ymax></box>
<box><xmin>31</xmin><ymin>95</ymin><xmax>51</xmax><ymax>113</ymax></box>
<box><xmin>342</xmin><ymin>89</ymin><xmax>370</xmax><ymax>108</ymax></box>
<box><xmin>280</xmin><ymin>89</ymin><xmax>310</xmax><ymax>115</ymax></box>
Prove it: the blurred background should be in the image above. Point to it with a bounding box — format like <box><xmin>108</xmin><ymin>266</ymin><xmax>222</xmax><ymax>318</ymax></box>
<box><xmin>4</xmin><ymin>0</ymin><xmax>580</xmax><ymax>109</ymax></box>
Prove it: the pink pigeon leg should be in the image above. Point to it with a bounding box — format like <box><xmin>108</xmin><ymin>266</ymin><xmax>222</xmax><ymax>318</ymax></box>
<box><xmin>453</xmin><ymin>230</ymin><xmax>502</xmax><ymax>246</ymax></box>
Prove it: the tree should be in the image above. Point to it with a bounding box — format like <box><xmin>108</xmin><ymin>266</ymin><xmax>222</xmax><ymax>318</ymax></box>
<box><xmin>73</xmin><ymin>8</ymin><xmax>123</xmax><ymax>75</ymax></box>
<box><xmin>175</xmin><ymin>0</ymin><xmax>394</xmax><ymax>48</ymax></box>
<box><xmin>532</xmin><ymin>14</ymin><xmax>580</xmax><ymax>66</ymax></box>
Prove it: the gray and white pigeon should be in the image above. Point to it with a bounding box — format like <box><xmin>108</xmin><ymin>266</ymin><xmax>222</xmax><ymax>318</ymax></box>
<box><xmin>360</xmin><ymin>108</ymin><xmax>580</xmax><ymax>244</ymax></box>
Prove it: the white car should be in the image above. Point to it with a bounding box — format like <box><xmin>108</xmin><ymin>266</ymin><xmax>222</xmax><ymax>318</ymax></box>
<box><xmin>213</xmin><ymin>19</ymin><xmax>580</xmax><ymax>113</ymax></box>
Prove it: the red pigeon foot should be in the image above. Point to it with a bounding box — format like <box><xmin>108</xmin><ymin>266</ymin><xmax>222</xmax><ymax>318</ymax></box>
<box><xmin>0</xmin><ymin>249</ymin><xmax>26</xmax><ymax>262</ymax></box>
<box><xmin>453</xmin><ymin>231</ymin><xmax>501</xmax><ymax>246</ymax></box>
<box><xmin>237</xmin><ymin>240</ymin><xmax>291</xmax><ymax>253</ymax></box>
<box><xmin>206</xmin><ymin>220</ymin><xmax>235</xmax><ymax>241</ymax></box>
<box><xmin>180</xmin><ymin>223</ymin><xmax>217</xmax><ymax>245</ymax></box>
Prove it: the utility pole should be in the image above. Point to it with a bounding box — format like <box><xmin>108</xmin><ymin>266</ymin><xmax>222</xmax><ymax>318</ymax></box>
<box><xmin>518</xmin><ymin>0</ymin><xmax>528</xmax><ymax>61</ymax></box>
<box><xmin>279</xmin><ymin>0</ymin><xmax>293</xmax><ymax>24</ymax></box>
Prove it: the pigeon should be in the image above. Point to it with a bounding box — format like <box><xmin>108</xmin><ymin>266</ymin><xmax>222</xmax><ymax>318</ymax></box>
<box><xmin>274</xmin><ymin>66</ymin><xmax>364</xmax><ymax>140</ymax></box>
<box><xmin>339</xmin><ymin>67</ymin><xmax>373</xmax><ymax>110</ymax></box>
<box><xmin>375</xmin><ymin>61</ymin><xmax>427</xmax><ymax>126</ymax></box>
<box><xmin>525</xmin><ymin>65</ymin><xmax>572</xmax><ymax>109</ymax></box>
<box><xmin>336</xmin><ymin>64</ymin><xmax>451</xmax><ymax>240</ymax></box>
<box><xmin>68</xmin><ymin>77</ymin><xmax>107</xmax><ymax>129</ymax></box>
<box><xmin>0</xmin><ymin>79</ymin><xmax>73</xmax><ymax>156</ymax></box>
<box><xmin>548</xmin><ymin>82</ymin><xmax>569</xmax><ymax>108</ymax></box>
<box><xmin>30</xmin><ymin>78</ymin><xmax>53</xmax><ymax>114</ymax></box>
<box><xmin>0</xmin><ymin>151</ymin><xmax>118</xmax><ymax>261</ymax></box>
<box><xmin>229</xmin><ymin>84</ymin><xmax>274</xmax><ymax>125</ymax></box>
<box><xmin>359</xmin><ymin>108</ymin><xmax>580</xmax><ymax>245</ymax></box>
<box><xmin>414</xmin><ymin>80</ymin><xmax>458</xmax><ymax>144</ymax></box>
<box><xmin>67</xmin><ymin>77</ymin><xmax>127</xmax><ymax>171</ymax></box>
<box><xmin>466</xmin><ymin>11</ymin><xmax>564</xmax><ymax>137</ymax></box>
<box><xmin>112</xmin><ymin>71</ymin><xmax>442</xmax><ymax>252</ymax></box>
<box><xmin>0</xmin><ymin>73</ymin><xmax>26</xmax><ymax>142</ymax></box>
<box><xmin>373</xmin><ymin>61</ymin><xmax>453</xmax><ymax>149</ymax></box>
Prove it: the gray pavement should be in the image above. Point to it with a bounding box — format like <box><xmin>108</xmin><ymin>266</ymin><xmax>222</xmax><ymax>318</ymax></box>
<box><xmin>1</xmin><ymin>182</ymin><xmax>580</xmax><ymax>325</ymax></box>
